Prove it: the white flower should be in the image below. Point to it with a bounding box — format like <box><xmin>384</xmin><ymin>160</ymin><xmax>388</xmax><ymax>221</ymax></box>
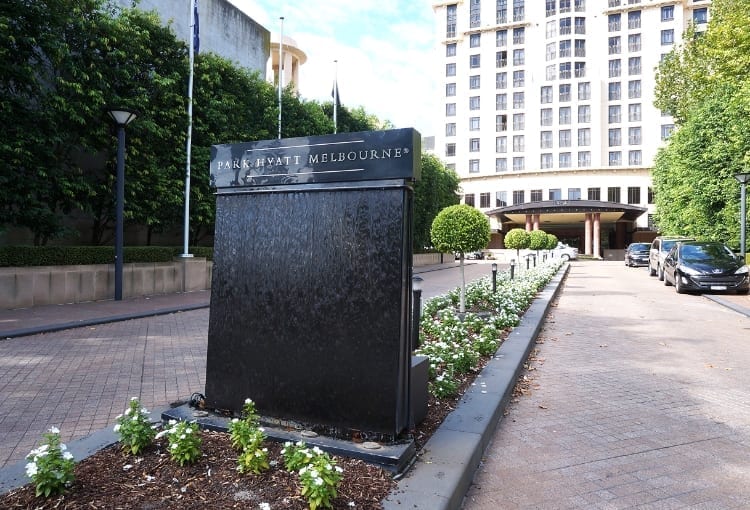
<box><xmin>259</xmin><ymin>503</ymin><xmax>271</xmax><ymax>510</ymax></box>
<box><xmin>180</xmin><ymin>434</ymin><xmax>186</xmax><ymax>440</ymax></box>
<box><xmin>124</xmin><ymin>408</ymin><xmax>132</xmax><ymax>416</ymax></box>
<box><xmin>348</xmin><ymin>502</ymin><xmax>356</xmax><ymax>507</ymax></box>
<box><xmin>168</xmin><ymin>420</ymin><xmax>177</xmax><ymax>426</ymax></box>
<box><xmin>312</xmin><ymin>446</ymin><xmax>323</xmax><ymax>455</ymax></box>
<box><xmin>113</xmin><ymin>424</ymin><xmax>121</xmax><ymax>433</ymax></box>
<box><xmin>299</xmin><ymin>466</ymin><xmax>307</xmax><ymax>475</ymax></box>
<box><xmin>25</xmin><ymin>462</ymin><xmax>38</xmax><ymax>477</ymax></box>
<box><xmin>231</xmin><ymin>418</ymin><xmax>239</xmax><ymax>423</ymax></box>
<box><xmin>244</xmin><ymin>398</ymin><xmax>253</xmax><ymax>405</ymax></box>
<box><xmin>314</xmin><ymin>477</ymin><xmax>324</xmax><ymax>486</ymax></box>
<box><xmin>48</xmin><ymin>426</ymin><xmax>60</xmax><ymax>434</ymax></box>
<box><xmin>130</xmin><ymin>397</ymin><xmax>138</xmax><ymax>401</ymax></box>
<box><xmin>155</xmin><ymin>430</ymin><xmax>167</xmax><ymax>439</ymax></box>
<box><xmin>335</xmin><ymin>466</ymin><xmax>344</xmax><ymax>473</ymax></box>
<box><xmin>123</xmin><ymin>464</ymin><xmax>133</xmax><ymax>471</ymax></box>
<box><xmin>170</xmin><ymin>443</ymin><xmax>178</xmax><ymax>450</ymax></box>
<box><xmin>63</xmin><ymin>451</ymin><xmax>74</xmax><ymax>461</ymax></box>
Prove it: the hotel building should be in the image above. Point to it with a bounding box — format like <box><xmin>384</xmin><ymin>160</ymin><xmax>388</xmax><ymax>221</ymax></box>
<box><xmin>432</xmin><ymin>0</ymin><xmax>710</xmax><ymax>256</ymax></box>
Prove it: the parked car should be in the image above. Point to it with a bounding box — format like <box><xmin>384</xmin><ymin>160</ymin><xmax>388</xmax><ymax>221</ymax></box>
<box><xmin>454</xmin><ymin>251</ymin><xmax>484</xmax><ymax>260</ymax></box>
<box><xmin>552</xmin><ymin>242</ymin><xmax>578</xmax><ymax>261</ymax></box>
<box><xmin>624</xmin><ymin>242</ymin><xmax>650</xmax><ymax>267</ymax></box>
<box><xmin>648</xmin><ymin>236</ymin><xmax>693</xmax><ymax>280</ymax></box>
<box><xmin>662</xmin><ymin>241</ymin><xmax>750</xmax><ymax>294</ymax></box>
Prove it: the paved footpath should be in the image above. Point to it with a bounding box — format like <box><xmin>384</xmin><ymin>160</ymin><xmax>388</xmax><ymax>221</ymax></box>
<box><xmin>463</xmin><ymin>261</ymin><xmax>750</xmax><ymax>509</ymax></box>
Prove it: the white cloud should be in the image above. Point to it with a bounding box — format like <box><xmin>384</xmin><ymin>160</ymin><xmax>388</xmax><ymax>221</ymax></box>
<box><xmin>227</xmin><ymin>0</ymin><xmax>438</xmax><ymax>136</ymax></box>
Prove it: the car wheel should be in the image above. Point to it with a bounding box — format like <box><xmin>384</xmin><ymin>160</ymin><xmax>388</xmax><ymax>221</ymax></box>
<box><xmin>648</xmin><ymin>261</ymin><xmax>656</xmax><ymax>277</ymax></box>
<box><xmin>663</xmin><ymin>271</ymin><xmax>671</xmax><ymax>286</ymax></box>
<box><xmin>675</xmin><ymin>273</ymin><xmax>686</xmax><ymax>294</ymax></box>
<box><xmin>561</xmin><ymin>254</ymin><xmax>570</xmax><ymax>261</ymax></box>
<box><xmin>657</xmin><ymin>265</ymin><xmax>664</xmax><ymax>281</ymax></box>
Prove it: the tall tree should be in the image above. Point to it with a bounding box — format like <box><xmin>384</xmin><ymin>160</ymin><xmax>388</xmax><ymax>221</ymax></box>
<box><xmin>413</xmin><ymin>153</ymin><xmax>460</xmax><ymax>251</ymax></box>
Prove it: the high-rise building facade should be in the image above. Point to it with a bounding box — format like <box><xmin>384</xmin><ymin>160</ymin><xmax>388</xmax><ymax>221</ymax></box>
<box><xmin>432</xmin><ymin>0</ymin><xmax>710</xmax><ymax>255</ymax></box>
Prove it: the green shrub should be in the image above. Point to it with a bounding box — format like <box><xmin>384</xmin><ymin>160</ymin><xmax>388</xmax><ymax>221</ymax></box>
<box><xmin>0</xmin><ymin>246</ymin><xmax>213</xmax><ymax>267</ymax></box>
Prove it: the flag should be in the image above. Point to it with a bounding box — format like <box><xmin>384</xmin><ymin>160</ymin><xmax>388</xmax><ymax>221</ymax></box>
<box><xmin>331</xmin><ymin>82</ymin><xmax>341</xmax><ymax>108</ymax></box>
<box><xmin>193</xmin><ymin>0</ymin><xmax>200</xmax><ymax>54</ymax></box>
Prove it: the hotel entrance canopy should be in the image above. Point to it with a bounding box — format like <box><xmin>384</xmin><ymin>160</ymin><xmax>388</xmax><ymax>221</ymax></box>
<box><xmin>486</xmin><ymin>200</ymin><xmax>647</xmax><ymax>227</ymax></box>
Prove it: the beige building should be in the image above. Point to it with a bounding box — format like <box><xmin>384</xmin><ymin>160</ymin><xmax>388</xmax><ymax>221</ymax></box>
<box><xmin>268</xmin><ymin>35</ymin><xmax>308</xmax><ymax>93</ymax></box>
<box><xmin>432</xmin><ymin>0</ymin><xmax>710</xmax><ymax>256</ymax></box>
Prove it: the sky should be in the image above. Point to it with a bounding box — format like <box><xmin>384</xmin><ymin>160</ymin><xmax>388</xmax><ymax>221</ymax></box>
<box><xmin>228</xmin><ymin>0</ymin><xmax>439</xmax><ymax>136</ymax></box>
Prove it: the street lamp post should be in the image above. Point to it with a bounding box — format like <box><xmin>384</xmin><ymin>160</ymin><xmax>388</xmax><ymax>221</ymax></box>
<box><xmin>105</xmin><ymin>107</ymin><xmax>138</xmax><ymax>301</ymax></box>
<box><xmin>735</xmin><ymin>172</ymin><xmax>750</xmax><ymax>261</ymax></box>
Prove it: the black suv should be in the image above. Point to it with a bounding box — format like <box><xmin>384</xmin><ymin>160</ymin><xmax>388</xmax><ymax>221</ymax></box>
<box><xmin>624</xmin><ymin>242</ymin><xmax>650</xmax><ymax>267</ymax></box>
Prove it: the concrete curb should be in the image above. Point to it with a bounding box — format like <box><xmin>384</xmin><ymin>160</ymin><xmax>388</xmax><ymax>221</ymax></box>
<box><xmin>382</xmin><ymin>263</ymin><xmax>570</xmax><ymax>510</ymax></box>
<box><xmin>703</xmin><ymin>294</ymin><xmax>750</xmax><ymax>318</ymax></box>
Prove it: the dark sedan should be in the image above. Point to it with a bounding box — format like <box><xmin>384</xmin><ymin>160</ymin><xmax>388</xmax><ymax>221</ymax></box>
<box><xmin>663</xmin><ymin>241</ymin><xmax>750</xmax><ymax>294</ymax></box>
<box><xmin>624</xmin><ymin>242</ymin><xmax>650</xmax><ymax>267</ymax></box>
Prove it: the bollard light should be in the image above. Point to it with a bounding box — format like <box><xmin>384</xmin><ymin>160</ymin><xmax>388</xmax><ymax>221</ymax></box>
<box><xmin>105</xmin><ymin>106</ymin><xmax>138</xmax><ymax>301</ymax></box>
<box><xmin>533</xmin><ymin>254</ymin><xmax>537</xmax><ymax>267</ymax></box>
<box><xmin>526</xmin><ymin>255</ymin><xmax>530</xmax><ymax>270</ymax></box>
<box><xmin>491</xmin><ymin>262</ymin><xmax>498</xmax><ymax>293</ymax></box>
<box><xmin>411</xmin><ymin>275</ymin><xmax>424</xmax><ymax>351</ymax></box>
<box><xmin>510</xmin><ymin>258</ymin><xmax>516</xmax><ymax>280</ymax></box>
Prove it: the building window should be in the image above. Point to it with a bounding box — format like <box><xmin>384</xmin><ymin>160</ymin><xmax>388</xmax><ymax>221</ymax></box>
<box><xmin>628</xmin><ymin>11</ymin><xmax>641</xmax><ymax>29</ymax></box>
<box><xmin>446</xmin><ymin>43</ymin><xmax>457</xmax><ymax>57</ymax></box>
<box><xmin>575</xmin><ymin>62</ymin><xmax>586</xmax><ymax>78</ymax></box>
<box><xmin>470</xmin><ymin>33</ymin><xmax>481</xmax><ymax>47</ymax></box>
<box><xmin>469</xmin><ymin>159</ymin><xmax>480</xmax><ymax>173</ymax></box>
<box><xmin>470</xmin><ymin>54</ymin><xmax>481</xmax><ymax>68</ymax></box>
<box><xmin>575</xmin><ymin>39</ymin><xmax>586</xmax><ymax>57</ymax></box>
<box><xmin>496</xmin><ymin>136</ymin><xmax>507</xmax><ymax>153</ymax></box>
<box><xmin>446</xmin><ymin>83</ymin><xmax>456</xmax><ymax>96</ymax></box>
<box><xmin>559</xmin><ymin>153</ymin><xmax>572</xmax><ymax>168</ymax></box>
<box><xmin>512</xmin><ymin>189</ymin><xmax>525</xmax><ymax>204</ymax></box>
<box><xmin>609</xmin><ymin>36</ymin><xmax>621</xmax><ymax>55</ymax></box>
<box><xmin>446</xmin><ymin>103</ymin><xmax>456</xmax><ymax>116</ymax></box>
<box><xmin>549</xmin><ymin>188</ymin><xmax>562</xmax><ymax>200</ymax></box>
<box><xmin>496</xmin><ymin>72</ymin><xmax>507</xmax><ymax>89</ymax></box>
<box><xmin>577</xmin><ymin>128</ymin><xmax>590</xmax><ymax>146</ymax></box>
<box><xmin>469</xmin><ymin>75</ymin><xmax>481</xmax><ymax>89</ymax></box>
<box><xmin>559</xmin><ymin>129</ymin><xmax>571</xmax><ymax>147</ymax></box>
<box><xmin>446</xmin><ymin>163</ymin><xmax>455</xmax><ymax>171</ymax></box>
<box><xmin>560</xmin><ymin>17</ymin><xmax>571</xmax><ymax>35</ymax></box>
<box><xmin>628</xmin><ymin>33</ymin><xmax>641</xmax><ymax>52</ymax></box>
<box><xmin>546</xmin><ymin>42</ymin><xmax>556</xmax><ymax>61</ymax></box>
<box><xmin>480</xmin><ymin>192</ymin><xmax>491</xmax><ymax>208</ymax></box>
<box><xmin>609</xmin><ymin>59</ymin><xmax>621</xmax><ymax>78</ymax></box>
<box><xmin>629</xmin><ymin>150</ymin><xmax>642</xmax><ymax>165</ymax></box>
<box><xmin>587</xmin><ymin>187</ymin><xmax>600</xmax><ymax>200</ymax></box>
<box><xmin>561</xmin><ymin>0</ymin><xmax>572</xmax><ymax>13</ymax></box>
<box><xmin>608</xmin><ymin>128</ymin><xmax>621</xmax><ymax>146</ymax></box>
<box><xmin>446</xmin><ymin>123</ymin><xmax>456</xmax><ymax>136</ymax></box>
<box><xmin>513</xmin><ymin>0</ymin><xmax>525</xmax><ymax>22</ymax></box>
<box><xmin>512</xmin><ymin>157</ymin><xmax>525</xmax><ymax>171</ymax></box>
<box><xmin>513</xmin><ymin>27</ymin><xmax>525</xmax><ymax>44</ymax></box>
<box><xmin>661</xmin><ymin>5</ymin><xmax>674</xmax><ymax>21</ymax></box>
<box><xmin>541</xmin><ymin>153</ymin><xmax>553</xmax><ymax>169</ymax></box>
<box><xmin>627</xmin><ymin>186</ymin><xmax>641</xmax><ymax>204</ymax></box>
<box><xmin>608</xmin><ymin>186</ymin><xmax>621</xmax><ymax>202</ymax></box>
<box><xmin>578</xmin><ymin>105</ymin><xmax>591</xmax><ymax>123</ymax></box>
<box><xmin>496</xmin><ymin>158</ymin><xmax>508</xmax><ymax>172</ymax></box>
<box><xmin>496</xmin><ymin>29</ymin><xmax>507</xmax><ymax>47</ymax></box>
<box><xmin>546</xmin><ymin>0</ymin><xmax>555</xmax><ymax>16</ymax></box>
<box><xmin>694</xmin><ymin>8</ymin><xmax>708</xmax><ymax>24</ymax></box>
<box><xmin>496</xmin><ymin>51</ymin><xmax>508</xmax><ymax>67</ymax></box>
<box><xmin>628</xmin><ymin>103</ymin><xmax>642</xmax><ymax>122</ymax></box>
<box><xmin>648</xmin><ymin>214</ymin><xmax>655</xmax><ymax>230</ymax></box>
<box><xmin>575</xmin><ymin>17</ymin><xmax>586</xmax><ymax>35</ymax></box>
<box><xmin>546</xmin><ymin>20</ymin><xmax>557</xmax><ymax>38</ymax></box>
<box><xmin>446</xmin><ymin>4</ymin><xmax>457</xmax><ymax>38</ymax></box>
<box><xmin>513</xmin><ymin>49</ymin><xmax>525</xmax><ymax>65</ymax></box>
<box><xmin>446</xmin><ymin>63</ymin><xmax>456</xmax><ymax>76</ymax></box>
<box><xmin>470</xmin><ymin>96</ymin><xmax>481</xmax><ymax>110</ymax></box>
<box><xmin>559</xmin><ymin>106</ymin><xmax>571</xmax><ymax>124</ymax></box>
<box><xmin>575</xmin><ymin>0</ymin><xmax>585</xmax><ymax>12</ymax></box>
<box><xmin>513</xmin><ymin>113</ymin><xmax>525</xmax><ymax>130</ymax></box>
<box><xmin>628</xmin><ymin>80</ymin><xmax>641</xmax><ymax>99</ymax></box>
<box><xmin>608</xmin><ymin>13</ymin><xmax>620</xmax><ymax>32</ymax></box>
<box><xmin>546</xmin><ymin>65</ymin><xmax>557</xmax><ymax>80</ymax></box>
<box><xmin>608</xmin><ymin>82</ymin><xmax>621</xmax><ymax>100</ymax></box>
<box><xmin>559</xmin><ymin>39</ymin><xmax>572</xmax><ymax>58</ymax></box>
<box><xmin>648</xmin><ymin>187</ymin><xmax>654</xmax><ymax>204</ymax></box>
<box><xmin>541</xmin><ymin>86</ymin><xmax>553</xmax><ymax>104</ymax></box>
<box><xmin>559</xmin><ymin>84</ymin><xmax>571</xmax><ymax>102</ymax></box>
<box><xmin>470</xmin><ymin>0</ymin><xmax>481</xmax><ymax>27</ymax></box>
<box><xmin>608</xmin><ymin>105</ymin><xmax>621</xmax><ymax>123</ymax></box>
<box><xmin>628</xmin><ymin>126</ymin><xmax>641</xmax><ymax>145</ymax></box>
<box><xmin>512</xmin><ymin>134</ymin><xmax>525</xmax><ymax>151</ymax></box>
<box><xmin>497</xmin><ymin>0</ymin><xmax>508</xmax><ymax>23</ymax></box>
<box><xmin>560</xmin><ymin>62</ymin><xmax>572</xmax><ymax>79</ymax></box>
<box><xmin>568</xmin><ymin>187</ymin><xmax>581</xmax><ymax>200</ymax></box>
<box><xmin>469</xmin><ymin>117</ymin><xmax>480</xmax><ymax>131</ymax></box>
<box><xmin>445</xmin><ymin>143</ymin><xmax>456</xmax><ymax>157</ymax></box>
<box><xmin>496</xmin><ymin>93</ymin><xmax>507</xmax><ymax>110</ymax></box>
<box><xmin>513</xmin><ymin>92</ymin><xmax>525</xmax><ymax>108</ymax></box>
<box><xmin>496</xmin><ymin>190</ymin><xmax>508</xmax><ymax>206</ymax></box>
<box><xmin>541</xmin><ymin>108</ymin><xmax>553</xmax><ymax>126</ymax></box>
<box><xmin>496</xmin><ymin>114</ymin><xmax>508</xmax><ymax>131</ymax></box>
<box><xmin>513</xmin><ymin>70</ymin><xmax>525</xmax><ymax>87</ymax></box>
<box><xmin>531</xmin><ymin>189</ymin><xmax>543</xmax><ymax>202</ymax></box>
<box><xmin>470</xmin><ymin>138</ymin><xmax>481</xmax><ymax>152</ymax></box>
<box><xmin>661</xmin><ymin>124</ymin><xmax>675</xmax><ymax>140</ymax></box>
<box><xmin>464</xmin><ymin>193</ymin><xmax>475</xmax><ymax>206</ymax></box>
<box><xmin>578</xmin><ymin>82</ymin><xmax>591</xmax><ymax>100</ymax></box>
<box><xmin>608</xmin><ymin>152</ymin><xmax>622</xmax><ymax>166</ymax></box>
<box><xmin>661</xmin><ymin>29</ymin><xmax>674</xmax><ymax>46</ymax></box>
<box><xmin>541</xmin><ymin>131</ymin><xmax>553</xmax><ymax>149</ymax></box>
<box><xmin>578</xmin><ymin>151</ymin><xmax>591</xmax><ymax>167</ymax></box>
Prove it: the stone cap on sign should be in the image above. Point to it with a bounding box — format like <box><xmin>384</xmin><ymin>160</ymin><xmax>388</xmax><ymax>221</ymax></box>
<box><xmin>210</xmin><ymin>128</ymin><xmax>421</xmax><ymax>189</ymax></box>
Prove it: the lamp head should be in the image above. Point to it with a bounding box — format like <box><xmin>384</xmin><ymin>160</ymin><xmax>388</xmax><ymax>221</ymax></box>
<box><xmin>105</xmin><ymin>106</ymin><xmax>138</xmax><ymax>127</ymax></box>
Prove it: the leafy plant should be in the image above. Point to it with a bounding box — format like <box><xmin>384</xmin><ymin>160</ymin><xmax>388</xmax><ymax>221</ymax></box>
<box><xmin>156</xmin><ymin>420</ymin><xmax>202</xmax><ymax>466</ymax></box>
<box><xmin>113</xmin><ymin>397</ymin><xmax>156</xmax><ymax>455</ymax></box>
<box><xmin>25</xmin><ymin>427</ymin><xmax>75</xmax><ymax>498</ymax></box>
<box><xmin>281</xmin><ymin>440</ymin><xmax>314</xmax><ymax>472</ymax></box>
<box><xmin>228</xmin><ymin>398</ymin><xmax>269</xmax><ymax>474</ymax></box>
<box><xmin>298</xmin><ymin>449</ymin><xmax>344</xmax><ymax>510</ymax></box>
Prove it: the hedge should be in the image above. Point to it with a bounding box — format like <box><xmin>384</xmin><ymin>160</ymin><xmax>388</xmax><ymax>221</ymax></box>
<box><xmin>0</xmin><ymin>246</ymin><xmax>213</xmax><ymax>267</ymax></box>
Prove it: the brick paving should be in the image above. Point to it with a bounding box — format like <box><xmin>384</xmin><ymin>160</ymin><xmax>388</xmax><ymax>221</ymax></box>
<box><xmin>463</xmin><ymin>261</ymin><xmax>750</xmax><ymax>509</ymax></box>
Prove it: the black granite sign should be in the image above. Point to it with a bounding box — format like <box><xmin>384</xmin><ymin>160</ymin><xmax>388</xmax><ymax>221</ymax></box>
<box><xmin>210</xmin><ymin>128</ymin><xmax>420</xmax><ymax>188</ymax></box>
<box><xmin>205</xmin><ymin>128</ymin><xmax>421</xmax><ymax>441</ymax></box>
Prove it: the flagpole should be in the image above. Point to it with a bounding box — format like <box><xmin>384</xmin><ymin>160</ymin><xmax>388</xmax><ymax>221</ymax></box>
<box><xmin>181</xmin><ymin>0</ymin><xmax>197</xmax><ymax>258</ymax></box>
<box><xmin>278</xmin><ymin>17</ymin><xmax>284</xmax><ymax>139</ymax></box>
<box><xmin>333</xmin><ymin>59</ymin><xmax>338</xmax><ymax>134</ymax></box>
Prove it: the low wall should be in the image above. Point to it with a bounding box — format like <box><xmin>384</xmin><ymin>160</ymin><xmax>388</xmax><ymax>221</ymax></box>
<box><xmin>413</xmin><ymin>253</ymin><xmax>451</xmax><ymax>266</ymax></box>
<box><xmin>0</xmin><ymin>258</ymin><xmax>212</xmax><ymax>309</ymax></box>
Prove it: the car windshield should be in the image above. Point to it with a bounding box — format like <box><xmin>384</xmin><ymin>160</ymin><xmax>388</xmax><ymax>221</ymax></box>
<box><xmin>661</xmin><ymin>240</ymin><xmax>680</xmax><ymax>252</ymax></box>
<box><xmin>629</xmin><ymin>243</ymin><xmax>649</xmax><ymax>252</ymax></box>
<box><xmin>679</xmin><ymin>243</ymin><xmax>734</xmax><ymax>263</ymax></box>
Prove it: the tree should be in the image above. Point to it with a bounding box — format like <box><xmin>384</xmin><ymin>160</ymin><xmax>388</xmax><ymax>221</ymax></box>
<box><xmin>430</xmin><ymin>204</ymin><xmax>490</xmax><ymax>313</ymax></box>
<box><xmin>545</xmin><ymin>233</ymin><xmax>559</xmax><ymax>252</ymax></box>
<box><xmin>528</xmin><ymin>230</ymin><xmax>548</xmax><ymax>257</ymax></box>
<box><xmin>504</xmin><ymin>228</ymin><xmax>530</xmax><ymax>261</ymax></box>
<box><xmin>413</xmin><ymin>154</ymin><xmax>460</xmax><ymax>252</ymax></box>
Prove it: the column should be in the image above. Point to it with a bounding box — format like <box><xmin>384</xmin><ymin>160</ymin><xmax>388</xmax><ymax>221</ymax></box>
<box><xmin>584</xmin><ymin>213</ymin><xmax>592</xmax><ymax>256</ymax></box>
<box><xmin>593</xmin><ymin>213</ymin><xmax>601</xmax><ymax>259</ymax></box>
<box><xmin>525</xmin><ymin>214</ymin><xmax>532</xmax><ymax>231</ymax></box>
<box><xmin>533</xmin><ymin>214</ymin><xmax>540</xmax><ymax>230</ymax></box>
